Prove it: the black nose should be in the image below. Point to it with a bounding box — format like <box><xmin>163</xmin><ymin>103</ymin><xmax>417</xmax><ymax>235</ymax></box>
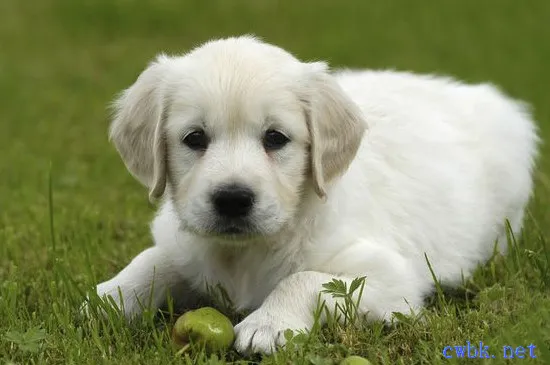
<box><xmin>211</xmin><ymin>184</ymin><xmax>255</xmax><ymax>218</ymax></box>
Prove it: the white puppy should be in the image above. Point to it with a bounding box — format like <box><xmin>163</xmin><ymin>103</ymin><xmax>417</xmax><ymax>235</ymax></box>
<box><xmin>92</xmin><ymin>35</ymin><xmax>539</xmax><ymax>354</ymax></box>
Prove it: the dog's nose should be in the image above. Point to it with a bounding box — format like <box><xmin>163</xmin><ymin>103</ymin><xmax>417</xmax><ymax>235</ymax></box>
<box><xmin>212</xmin><ymin>184</ymin><xmax>255</xmax><ymax>218</ymax></box>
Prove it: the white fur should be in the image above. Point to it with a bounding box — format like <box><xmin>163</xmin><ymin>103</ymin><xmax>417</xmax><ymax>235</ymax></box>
<box><xmin>88</xmin><ymin>36</ymin><xmax>539</xmax><ymax>354</ymax></box>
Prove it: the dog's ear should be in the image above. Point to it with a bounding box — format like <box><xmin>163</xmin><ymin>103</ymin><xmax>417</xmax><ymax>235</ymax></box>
<box><xmin>302</xmin><ymin>62</ymin><xmax>367</xmax><ymax>199</ymax></box>
<box><xmin>109</xmin><ymin>55</ymin><xmax>170</xmax><ymax>202</ymax></box>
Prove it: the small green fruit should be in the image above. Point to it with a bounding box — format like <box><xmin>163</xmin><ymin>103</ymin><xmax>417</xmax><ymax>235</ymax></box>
<box><xmin>340</xmin><ymin>355</ymin><xmax>372</xmax><ymax>365</ymax></box>
<box><xmin>172</xmin><ymin>307</ymin><xmax>235</xmax><ymax>352</ymax></box>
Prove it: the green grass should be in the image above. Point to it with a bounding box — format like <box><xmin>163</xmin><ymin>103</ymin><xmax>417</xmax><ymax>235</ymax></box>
<box><xmin>1</xmin><ymin>0</ymin><xmax>549</xmax><ymax>364</ymax></box>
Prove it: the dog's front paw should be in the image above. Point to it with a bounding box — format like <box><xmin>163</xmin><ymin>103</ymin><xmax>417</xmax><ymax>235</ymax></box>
<box><xmin>233</xmin><ymin>308</ymin><xmax>309</xmax><ymax>354</ymax></box>
<box><xmin>80</xmin><ymin>279</ymin><xmax>144</xmax><ymax>320</ymax></box>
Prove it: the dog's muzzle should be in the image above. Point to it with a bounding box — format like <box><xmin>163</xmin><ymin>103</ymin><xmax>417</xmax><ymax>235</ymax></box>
<box><xmin>211</xmin><ymin>183</ymin><xmax>255</xmax><ymax>218</ymax></box>
<box><xmin>210</xmin><ymin>183</ymin><xmax>256</xmax><ymax>235</ymax></box>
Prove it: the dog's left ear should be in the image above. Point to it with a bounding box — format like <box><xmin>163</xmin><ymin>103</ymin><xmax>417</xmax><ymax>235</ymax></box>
<box><xmin>302</xmin><ymin>62</ymin><xmax>368</xmax><ymax>199</ymax></box>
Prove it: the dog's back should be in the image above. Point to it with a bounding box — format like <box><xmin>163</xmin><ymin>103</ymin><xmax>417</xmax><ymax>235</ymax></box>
<box><xmin>311</xmin><ymin>70</ymin><xmax>540</xmax><ymax>285</ymax></box>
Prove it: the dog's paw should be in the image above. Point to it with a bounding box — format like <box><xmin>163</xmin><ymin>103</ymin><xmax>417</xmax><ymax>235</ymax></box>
<box><xmin>78</xmin><ymin>286</ymin><xmax>121</xmax><ymax>320</ymax></box>
<box><xmin>78</xmin><ymin>298</ymin><xmax>93</xmax><ymax>319</ymax></box>
<box><xmin>233</xmin><ymin>308</ymin><xmax>309</xmax><ymax>354</ymax></box>
<box><xmin>79</xmin><ymin>280</ymin><xmax>144</xmax><ymax>321</ymax></box>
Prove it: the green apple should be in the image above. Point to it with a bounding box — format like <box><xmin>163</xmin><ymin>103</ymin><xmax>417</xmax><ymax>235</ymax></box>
<box><xmin>340</xmin><ymin>355</ymin><xmax>372</xmax><ymax>365</ymax></box>
<box><xmin>172</xmin><ymin>307</ymin><xmax>235</xmax><ymax>352</ymax></box>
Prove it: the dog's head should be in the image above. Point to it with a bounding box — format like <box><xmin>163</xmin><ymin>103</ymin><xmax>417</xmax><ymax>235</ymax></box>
<box><xmin>109</xmin><ymin>36</ymin><xmax>366</xmax><ymax>242</ymax></box>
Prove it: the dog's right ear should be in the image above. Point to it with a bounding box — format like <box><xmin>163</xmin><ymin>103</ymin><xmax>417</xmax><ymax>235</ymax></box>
<box><xmin>109</xmin><ymin>55</ymin><xmax>170</xmax><ymax>202</ymax></box>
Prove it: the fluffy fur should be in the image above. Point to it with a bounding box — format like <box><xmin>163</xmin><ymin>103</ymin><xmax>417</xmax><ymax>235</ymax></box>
<box><xmin>88</xmin><ymin>35</ymin><xmax>539</xmax><ymax>354</ymax></box>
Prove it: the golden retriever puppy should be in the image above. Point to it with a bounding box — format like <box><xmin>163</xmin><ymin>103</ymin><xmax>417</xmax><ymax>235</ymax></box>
<box><xmin>88</xmin><ymin>35</ymin><xmax>539</xmax><ymax>354</ymax></box>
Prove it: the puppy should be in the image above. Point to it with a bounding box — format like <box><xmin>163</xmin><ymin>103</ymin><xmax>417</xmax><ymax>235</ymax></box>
<box><xmin>91</xmin><ymin>35</ymin><xmax>539</xmax><ymax>354</ymax></box>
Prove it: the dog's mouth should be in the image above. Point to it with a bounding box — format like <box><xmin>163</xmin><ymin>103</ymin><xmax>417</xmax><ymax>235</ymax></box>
<box><xmin>179</xmin><ymin>213</ymin><xmax>264</xmax><ymax>241</ymax></box>
<box><xmin>205</xmin><ymin>217</ymin><xmax>271</xmax><ymax>243</ymax></box>
<box><xmin>219</xmin><ymin>226</ymin><xmax>246</xmax><ymax>235</ymax></box>
<box><xmin>213</xmin><ymin>219</ymin><xmax>256</xmax><ymax>237</ymax></box>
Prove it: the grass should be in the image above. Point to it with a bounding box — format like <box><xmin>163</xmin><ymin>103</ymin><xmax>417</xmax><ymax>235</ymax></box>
<box><xmin>1</xmin><ymin>0</ymin><xmax>549</xmax><ymax>363</ymax></box>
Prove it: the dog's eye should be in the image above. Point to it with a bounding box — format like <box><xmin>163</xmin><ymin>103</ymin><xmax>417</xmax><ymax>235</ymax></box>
<box><xmin>182</xmin><ymin>130</ymin><xmax>209</xmax><ymax>151</ymax></box>
<box><xmin>263</xmin><ymin>130</ymin><xmax>290</xmax><ymax>151</ymax></box>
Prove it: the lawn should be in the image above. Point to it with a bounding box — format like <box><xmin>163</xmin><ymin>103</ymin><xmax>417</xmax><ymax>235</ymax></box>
<box><xmin>1</xmin><ymin>0</ymin><xmax>549</xmax><ymax>364</ymax></box>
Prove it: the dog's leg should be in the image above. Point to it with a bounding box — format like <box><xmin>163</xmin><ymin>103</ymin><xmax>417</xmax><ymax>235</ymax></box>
<box><xmin>86</xmin><ymin>245</ymin><xmax>195</xmax><ymax>320</ymax></box>
<box><xmin>234</xmin><ymin>248</ymin><xmax>428</xmax><ymax>354</ymax></box>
